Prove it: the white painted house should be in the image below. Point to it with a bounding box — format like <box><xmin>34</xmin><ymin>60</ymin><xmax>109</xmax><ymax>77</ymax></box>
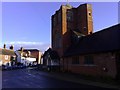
<box><xmin>15</xmin><ymin>51</ymin><xmax>36</xmax><ymax>66</ymax></box>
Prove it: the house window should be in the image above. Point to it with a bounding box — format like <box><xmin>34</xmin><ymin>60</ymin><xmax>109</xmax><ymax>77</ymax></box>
<box><xmin>0</xmin><ymin>60</ymin><xmax>2</xmax><ymax>66</ymax></box>
<box><xmin>11</xmin><ymin>56</ymin><xmax>15</xmax><ymax>61</ymax></box>
<box><xmin>28</xmin><ymin>51</ymin><xmax>31</xmax><ymax>57</ymax></box>
<box><xmin>5</xmin><ymin>55</ymin><xmax>8</xmax><ymax>60</ymax></box>
<box><xmin>84</xmin><ymin>55</ymin><xmax>94</xmax><ymax>65</ymax></box>
<box><xmin>72</xmin><ymin>56</ymin><xmax>79</xmax><ymax>64</ymax></box>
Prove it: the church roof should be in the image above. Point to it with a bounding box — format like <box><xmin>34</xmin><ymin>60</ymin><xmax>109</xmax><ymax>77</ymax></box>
<box><xmin>64</xmin><ymin>24</ymin><xmax>120</xmax><ymax>57</ymax></box>
<box><xmin>73</xmin><ymin>30</ymin><xmax>85</xmax><ymax>37</ymax></box>
<box><xmin>43</xmin><ymin>48</ymin><xmax>60</xmax><ymax>60</ymax></box>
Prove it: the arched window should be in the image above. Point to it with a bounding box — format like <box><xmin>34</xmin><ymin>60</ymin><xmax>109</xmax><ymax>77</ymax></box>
<box><xmin>58</xmin><ymin>12</ymin><xmax>61</xmax><ymax>24</ymax></box>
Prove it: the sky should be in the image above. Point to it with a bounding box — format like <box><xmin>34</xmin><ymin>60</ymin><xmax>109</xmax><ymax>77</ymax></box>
<box><xmin>1</xmin><ymin>2</ymin><xmax>118</xmax><ymax>52</ymax></box>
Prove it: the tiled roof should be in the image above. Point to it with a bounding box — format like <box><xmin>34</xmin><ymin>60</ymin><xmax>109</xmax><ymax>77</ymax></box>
<box><xmin>0</xmin><ymin>48</ymin><xmax>16</xmax><ymax>56</ymax></box>
<box><xmin>29</xmin><ymin>55</ymin><xmax>36</xmax><ymax>58</ymax></box>
<box><xmin>18</xmin><ymin>51</ymin><xmax>27</xmax><ymax>57</ymax></box>
<box><xmin>18</xmin><ymin>49</ymin><xmax>39</xmax><ymax>52</ymax></box>
<box><xmin>64</xmin><ymin>24</ymin><xmax>120</xmax><ymax>57</ymax></box>
<box><xmin>17</xmin><ymin>51</ymin><xmax>35</xmax><ymax>58</ymax></box>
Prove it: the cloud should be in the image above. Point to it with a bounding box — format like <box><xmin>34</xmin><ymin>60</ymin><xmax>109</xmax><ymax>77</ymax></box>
<box><xmin>3</xmin><ymin>41</ymin><xmax>51</xmax><ymax>52</ymax></box>
<box><xmin>7</xmin><ymin>41</ymin><xmax>44</xmax><ymax>45</ymax></box>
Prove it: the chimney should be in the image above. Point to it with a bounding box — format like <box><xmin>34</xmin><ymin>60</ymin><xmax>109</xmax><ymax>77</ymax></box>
<box><xmin>20</xmin><ymin>47</ymin><xmax>24</xmax><ymax>52</ymax></box>
<box><xmin>10</xmin><ymin>45</ymin><xmax>14</xmax><ymax>50</ymax></box>
<box><xmin>28</xmin><ymin>51</ymin><xmax>31</xmax><ymax>57</ymax></box>
<box><xmin>3</xmin><ymin>44</ymin><xmax>6</xmax><ymax>49</ymax></box>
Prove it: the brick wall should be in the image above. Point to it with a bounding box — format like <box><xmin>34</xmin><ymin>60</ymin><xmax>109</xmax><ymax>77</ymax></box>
<box><xmin>29</xmin><ymin>51</ymin><xmax>40</xmax><ymax>64</ymax></box>
<box><xmin>62</xmin><ymin>52</ymin><xmax>117</xmax><ymax>78</ymax></box>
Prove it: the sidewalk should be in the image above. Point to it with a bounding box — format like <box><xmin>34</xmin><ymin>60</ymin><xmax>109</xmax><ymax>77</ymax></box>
<box><xmin>33</xmin><ymin>69</ymin><xmax>120</xmax><ymax>89</ymax></box>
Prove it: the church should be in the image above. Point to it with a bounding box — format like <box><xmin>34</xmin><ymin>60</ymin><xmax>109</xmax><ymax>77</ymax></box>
<box><xmin>51</xmin><ymin>3</ymin><xmax>120</xmax><ymax>79</ymax></box>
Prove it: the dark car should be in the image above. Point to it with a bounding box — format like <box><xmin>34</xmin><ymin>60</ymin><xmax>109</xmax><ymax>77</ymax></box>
<box><xmin>2</xmin><ymin>65</ymin><xmax>8</xmax><ymax>70</ymax></box>
<box><xmin>11</xmin><ymin>65</ymin><xmax>18</xmax><ymax>70</ymax></box>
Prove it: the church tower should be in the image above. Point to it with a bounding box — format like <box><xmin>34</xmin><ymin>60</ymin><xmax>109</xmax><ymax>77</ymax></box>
<box><xmin>51</xmin><ymin>3</ymin><xmax>93</xmax><ymax>57</ymax></box>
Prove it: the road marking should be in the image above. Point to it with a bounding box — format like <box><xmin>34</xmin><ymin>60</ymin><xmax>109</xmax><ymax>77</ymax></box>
<box><xmin>28</xmin><ymin>74</ymin><xmax>32</xmax><ymax>76</ymax></box>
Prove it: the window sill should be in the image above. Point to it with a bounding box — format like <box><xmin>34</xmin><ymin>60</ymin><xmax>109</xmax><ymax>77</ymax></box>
<box><xmin>71</xmin><ymin>64</ymin><xmax>97</xmax><ymax>67</ymax></box>
<box><xmin>82</xmin><ymin>64</ymin><xmax>97</xmax><ymax>67</ymax></box>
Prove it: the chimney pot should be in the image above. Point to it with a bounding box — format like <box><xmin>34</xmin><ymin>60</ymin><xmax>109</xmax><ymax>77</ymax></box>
<box><xmin>10</xmin><ymin>45</ymin><xmax>14</xmax><ymax>50</ymax></box>
<box><xmin>3</xmin><ymin>44</ymin><xmax>6</xmax><ymax>49</ymax></box>
<box><xmin>20</xmin><ymin>47</ymin><xmax>24</xmax><ymax>52</ymax></box>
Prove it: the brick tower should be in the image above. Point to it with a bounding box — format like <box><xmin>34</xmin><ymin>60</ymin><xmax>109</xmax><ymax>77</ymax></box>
<box><xmin>51</xmin><ymin>3</ymin><xmax>93</xmax><ymax>57</ymax></box>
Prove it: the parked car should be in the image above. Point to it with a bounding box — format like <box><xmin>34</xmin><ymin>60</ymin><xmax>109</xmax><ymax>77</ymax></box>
<box><xmin>7</xmin><ymin>66</ymin><xmax>12</xmax><ymax>70</ymax></box>
<box><xmin>2</xmin><ymin>65</ymin><xmax>8</xmax><ymax>70</ymax></box>
<box><xmin>11</xmin><ymin>65</ymin><xmax>18</xmax><ymax>70</ymax></box>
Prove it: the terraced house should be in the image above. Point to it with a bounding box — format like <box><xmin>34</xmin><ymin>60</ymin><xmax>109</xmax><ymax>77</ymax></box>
<box><xmin>51</xmin><ymin>3</ymin><xmax>120</xmax><ymax>79</ymax></box>
<box><xmin>0</xmin><ymin>45</ymin><xmax>42</xmax><ymax>67</ymax></box>
<box><xmin>0</xmin><ymin>44</ymin><xmax>16</xmax><ymax>66</ymax></box>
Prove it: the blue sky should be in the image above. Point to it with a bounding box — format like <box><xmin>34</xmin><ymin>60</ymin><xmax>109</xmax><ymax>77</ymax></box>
<box><xmin>1</xmin><ymin>2</ymin><xmax>118</xmax><ymax>51</ymax></box>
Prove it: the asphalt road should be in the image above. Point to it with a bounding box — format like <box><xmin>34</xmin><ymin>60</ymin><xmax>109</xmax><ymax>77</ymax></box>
<box><xmin>2</xmin><ymin>68</ymin><xmax>111</xmax><ymax>89</ymax></box>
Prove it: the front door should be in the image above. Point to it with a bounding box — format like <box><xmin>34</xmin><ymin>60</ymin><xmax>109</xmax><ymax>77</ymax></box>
<box><xmin>116</xmin><ymin>52</ymin><xmax>120</xmax><ymax>80</ymax></box>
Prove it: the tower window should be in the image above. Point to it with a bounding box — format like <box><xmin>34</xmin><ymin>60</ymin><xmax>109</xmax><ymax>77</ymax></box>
<box><xmin>67</xmin><ymin>10</ymin><xmax>73</xmax><ymax>22</ymax></box>
<box><xmin>83</xmin><ymin>27</ymin><xmax>87</xmax><ymax>31</ymax></box>
<box><xmin>55</xmin><ymin>33</ymin><xmax>61</xmax><ymax>48</ymax></box>
<box><xmin>58</xmin><ymin>12</ymin><xmax>61</xmax><ymax>24</ymax></box>
<box><xmin>53</xmin><ymin>17</ymin><xmax>56</xmax><ymax>27</ymax></box>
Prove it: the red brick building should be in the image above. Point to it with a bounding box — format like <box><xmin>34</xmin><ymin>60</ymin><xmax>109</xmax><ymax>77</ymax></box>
<box><xmin>52</xmin><ymin>4</ymin><xmax>93</xmax><ymax>57</ymax></box>
<box><xmin>63</xmin><ymin>24</ymin><xmax>120</xmax><ymax>78</ymax></box>
<box><xmin>0</xmin><ymin>45</ymin><xmax>16</xmax><ymax>66</ymax></box>
<box><xmin>18</xmin><ymin>48</ymin><xmax>42</xmax><ymax>64</ymax></box>
<box><xmin>51</xmin><ymin>3</ymin><xmax>120</xmax><ymax>79</ymax></box>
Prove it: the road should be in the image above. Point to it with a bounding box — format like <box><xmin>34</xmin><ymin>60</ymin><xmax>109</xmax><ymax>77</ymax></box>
<box><xmin>2</xmin><ymin>68</ymin><xmax>110</xmax><ymax>89</ymax></box>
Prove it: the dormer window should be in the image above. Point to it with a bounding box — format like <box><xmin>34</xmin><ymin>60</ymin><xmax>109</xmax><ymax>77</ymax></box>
<box><xmin>88</xmin><ymin>12</ymin><xmax>91</xmax><ymax>16</ymax></box>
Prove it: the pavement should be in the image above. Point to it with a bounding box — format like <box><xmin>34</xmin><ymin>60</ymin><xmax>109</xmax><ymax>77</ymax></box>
<box><xmin>32</xmin><ymin>68</ymin><xmax>120</xmax><ymax>90</ymax></box>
